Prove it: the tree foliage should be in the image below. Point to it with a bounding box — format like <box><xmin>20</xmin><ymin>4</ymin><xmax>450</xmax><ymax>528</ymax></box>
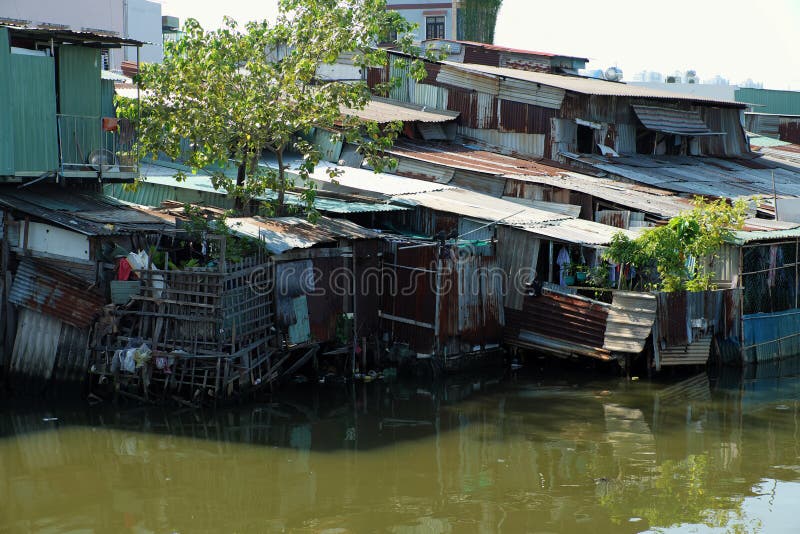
<box><xmin>604</xmin><ymin>197</ymin><xmax>748</xmax><ymax>292</ymax></box>
<box><xmin>127</xmin><ymin>0</ymin><xmax>423</xmax><ymax>218</ymax></box>
<box><xmin>459</xmin><ymin>0</ymin><xmax>503</xmax><ymax>43</ymax></box>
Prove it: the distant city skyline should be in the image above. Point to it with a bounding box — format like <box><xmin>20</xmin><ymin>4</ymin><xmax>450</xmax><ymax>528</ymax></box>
<box><xmin>157</xmin><ymin>0</ymin><xmax>800</xmax><ymax>91</ymax></box>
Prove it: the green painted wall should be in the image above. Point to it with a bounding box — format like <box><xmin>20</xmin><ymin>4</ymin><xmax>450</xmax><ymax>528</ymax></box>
<box><xmin>58</xmin><ymin>46</ymin><xmax>102</xmax><ymax>165</ymax></box>
<box><xmin>10</xmin><ymin>54</ymin><xmax>58</xmax><ymax>174</ymax></box>
<box><xmin>101</xmin><ymin>79</ymin><xmax>116</xmax><ymax>118</ymax></box>
<box><xmin>58</xmin><ymin>46</ymin><xmax>101</xmax><ymax>116</ymax></box>
<box><xmin>736</xmin><ymin>88</ymin><xmax>800</xmax><ymax>115</ymax></box>
<box><xmin>0</xmin><ymin>28</ymin><xmax>14</xmax><ymax>175</ymax></box>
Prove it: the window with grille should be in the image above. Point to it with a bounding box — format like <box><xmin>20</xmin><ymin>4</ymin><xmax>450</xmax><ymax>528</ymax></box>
<box><xmin>426</xmin><ymin>16</ymin><xmax>445</xmax><ymax>40</ymax></box>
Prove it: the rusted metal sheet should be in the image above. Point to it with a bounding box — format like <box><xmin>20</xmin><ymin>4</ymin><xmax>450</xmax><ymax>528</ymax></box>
<box><xmin>381</xmin><ymin>242</ymin><xmax>437</xmax><ymax>354</ymax></box>
<box><xmin>9</xmin><ymin>259</ymin><xmax>104</xmax><ymax>328</ymax></box>
<box><xmin>505</xmin><ymin>288</ymin><xmax>611</xmax><ymax>359</ymax></box>
<box><xmin>447</xmin><ymin>88</ymin><xmax>479</xmax><ymax>128</ymax></box>
<box><xmin>464</xmin><ymin>45</ymin><xmax>500</xmax><ymax>67</ymax></box>
<box><xmin>458</xmin><ymin>127</ymin><xmax>546</xmax><ymax>158</ymax></box>
<box><xmin>603</xmin><ymin>291</ymin><xmax>657</xmax><ymax>353</ymax></box>
<box><xmin>779</xmin><ymin>119</ymin><xmax>800</xmax><ymax>144</ymax></box>
<box><xmin>307</xmin><ymin>255</ymin><xmax>347</xmax><ymax>343</ymax></box>
<box><xmin>631</xmin><ymin>104</ymin><xmax>717</xmax><ymax>135</ymax></box>
<box><xmin>653</xmin><ymin>289</ymin><xmax>741</xmax><ymax>368</ymax></box>
<box><xmin>595</xmin><ymin>209</ymin><xmax>631</xmax><ymax>229</ymax></box>
<box><xmin>498</xmin><ymin>100</ymin><xmax>555</xmax><ymax>134</ymax></box>
<box><xmin>367</xmin><ymin>66</ymin><xmax>388</xmax><ymax>93</ymax></box>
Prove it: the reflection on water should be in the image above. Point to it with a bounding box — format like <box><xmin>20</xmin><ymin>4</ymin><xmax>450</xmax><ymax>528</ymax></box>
<box><xmin>1</xmin><ymin>364</ymin><xmax>799</xmax><ymax>533</ymax></box>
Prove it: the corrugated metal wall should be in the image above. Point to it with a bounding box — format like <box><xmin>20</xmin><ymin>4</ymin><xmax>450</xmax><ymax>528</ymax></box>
<box><xmin>58</xmin><ymin>46</ymin><xmax>101</xmax><ymax>116</ymax></box>
<box><xmin>395</xmin><ymin>158</ymin><xmax>455</xmax><ymax>183</ymax></box>
<box><xmin>496</xmin><ymin>226</ymin><xmax>540</xmax><ymax>310</ymax></box>
<box><xmin>498</xmin><ymin>78</ymin><xmax>564</xmax><ymax>109</ymax></box>
<box><xmin>701</xmin><ymin>107</ymin><xmax>749</xmax><ymax>156</ymax></box>
<box><xmin>0</xmin><ymin>28</ymin><xmax>13</xmax><ymax>175</ymax></box>
<box><xmin>498</xmin><ymin>100</ymin><xmax>555</xmax><ymax>135</ymax></box>
<box><xmin>105</xmin><ymin>181</ymin><xmax>236</xmax><ymax>210</ymax></box>
<box><xmin>411</xmin><ymin>83</ymin><xmax>448</xmax><ymax>109</ymax></box>
<box><xmin>735</xmin><ymin>87</ymin><xmax>800</xmax><ymax>115</ymax></box>
<box><xmin>10</xmin><ymin>54</ymin><xmax>58</xmax><ymax>173</ymax></box>
<box><xmin>458</xmin><ymin>126</ymin><xmax>546</xmax><ymax>158</ymax></box>
<box><xmin>101</xmin><ymin>79</ymin><xmax>116</xmax><ymax>119</ymax></box>
<box><xmin>505</xmin><ymin>290</ymin><xmax>610</xmax><ymax>357</ymax></box>
<box><xmin>313</xmin><ymin>129</ymin><xmax>343</xmax><ymax>162</ymax></box>
<box><xmin>10</xmin><ymin>308</ymin><xmax>89</xmax><ymax>385</ymax></box>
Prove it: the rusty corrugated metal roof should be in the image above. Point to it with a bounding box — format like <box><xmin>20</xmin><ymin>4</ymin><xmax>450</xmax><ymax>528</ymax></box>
<box><xmin>388</xmin><ymin>140</ymin><xmax>558</xmax><ymax>176</ymax></box>
<box><xmin>442</xmin><ymin>61</ymin><xmax>747</xmax><ymax>107</ymax></box>
<box><xmin>9</xmin><ymin>259</ymin><xmax>105</xmax><ymax>328</ymax></box>
<box><xmin>2</xmin><ymin>23</ymin><xmax>145</xmax><ymax>46</ymax></box>
<box><xmin>226</xmin><ymin>215</ymin><xmax>378</xmax><ymax>254</ymax></box>
<box><xmin>341</xmin><ymin>97</ymin><xmax>459</xmax><ymax>124</ymax></box>
<box><xmin>387</xmin><ymin>141</ymin><xmax>692</xmax><ymax>219</ymax></box>
<box><xmin>0</xmin><ymin>187</ymin><xmax>173</xmax><ymax>236</ymax></box>
<box><xmin>631</xmin><ymin>105</ymin><xmax>720</xmax><ymax>136</ymax></box>
<box><xmin>426</xmin><ymin>39</ymin><xmax>588</xmax><ymax>61</ymax></box>
<box><xmin>565</xmin><ymin>152</ymin><xmax>800</xmax><ymax>199</ymax></box>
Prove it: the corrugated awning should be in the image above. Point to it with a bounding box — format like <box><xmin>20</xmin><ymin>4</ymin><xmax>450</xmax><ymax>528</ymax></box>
<box><xmin>632</xmin><ymin>104</ymin><xmax>724</xmax><ymax>136</ymax></box>
<box><xmin>341</xmin><ymin>97</ymin><xmax>460</xmax><ymax>124</ymax></box>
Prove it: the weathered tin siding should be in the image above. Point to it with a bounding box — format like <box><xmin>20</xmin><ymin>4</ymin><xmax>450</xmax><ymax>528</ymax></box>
<box><xmin>743</xmin><ymin>309</ymin><xmax>800</xmax><ymax>364</ymax></box>
<box><xmin>498</xmin><ymin>100</ymin><xmax>555</xmax><ymax>134</ymax></box>
<box><xmin>653</xmin><ymin>289</ymin><xmax>741</xmax><ymax>368</ymax></box>
<box><xmin>778</xmin><ymin>119</ymin><xmax>800</xmax><ymax>144</ymax></box>
<box><xmin>381</xmin><ymin>243</ymin><xmax>437</xmax><ymax>354</ymax></box>
<box><xmin>9</xmin><ymin>259</ymin><xmax>105</xmax><ymax>328</ymax></box>
<box><xmin>458</xmin><ymin>126</ymin><xmax>546</xmax><ymax>158</ymax></box>
<box><xmin>10</xmin><ymin>308</ymin><xmax>89</xmax><ymax>386</ymax></box>
<box><xmin>10</xmin><ymin>53</ymin><xmax>58</xmax><ymax>173</ymax></box>
<box><xmin>505</xmin><ymin>290</ymin><xmax>611</xmax><ymax>359</ymax></box>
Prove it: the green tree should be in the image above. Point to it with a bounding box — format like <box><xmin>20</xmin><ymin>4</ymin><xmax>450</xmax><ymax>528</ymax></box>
<box><xmin>128</xmin><ymin>0</ymin><xmax>422</xmax><ymax>218</ymax></box>
<box><xmin>458</xmin><ymin>0</ymin><xmax>503</xmax><ymax>43</ymax></box>
<box><xmin>605</xmin><ymin>197</ymin><xmax>748</xmax><ymax>292</ymax></box>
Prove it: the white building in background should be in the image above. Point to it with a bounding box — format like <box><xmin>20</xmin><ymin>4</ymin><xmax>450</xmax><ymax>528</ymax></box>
<box><xmin>386</xmin><ymin>0</ymin><xmax>457</xmax><ymax>43</ymax></box>
<box><xmin>0</xmin><ymin>0</ymin><xmax>162</xmax><ymax>69</ymax></box>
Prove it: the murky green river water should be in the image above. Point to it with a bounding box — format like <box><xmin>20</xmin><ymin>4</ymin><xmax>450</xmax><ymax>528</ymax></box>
<box><xmin>1</xmin><ymin>362</ymin><xmax>800</xmax><ymax>533</ymax></box>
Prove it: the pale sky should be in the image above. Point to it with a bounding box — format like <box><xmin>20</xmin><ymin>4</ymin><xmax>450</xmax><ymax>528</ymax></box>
<box><xmin>158</xmin><ymin>0</ymin><xmax>800</xmax><ymax>90</ymax></box>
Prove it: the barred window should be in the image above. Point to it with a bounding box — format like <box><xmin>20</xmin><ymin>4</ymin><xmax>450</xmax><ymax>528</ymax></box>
<box><xmin>426</xmin><ymin>16</ymin><xmax>445</xmax><ymax>40</ymax></box>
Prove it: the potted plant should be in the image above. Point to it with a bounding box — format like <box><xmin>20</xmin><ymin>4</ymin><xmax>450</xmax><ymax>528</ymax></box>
<box><xmin>562</xmin><ymin>263</ymin><xmax>576</xmax><ymax>286</ymax></box>
<box><xmin>575</xmin><ymin>263</ymin><xmax>588</xmax><ymax>283</ymax></box>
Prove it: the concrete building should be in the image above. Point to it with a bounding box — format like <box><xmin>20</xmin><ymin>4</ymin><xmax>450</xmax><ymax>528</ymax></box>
<box><xmin>1</xmin><ymin>0</ymin><xmax>162</xmax><ymax>69</ymax></box>
<box><xmin>386</xmin><ymin>1</ymin><xmax>457</xmax><ymax>43</ymax></box>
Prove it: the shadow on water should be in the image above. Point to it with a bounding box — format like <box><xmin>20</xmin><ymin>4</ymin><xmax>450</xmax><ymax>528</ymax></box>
<box><xmin>0</xmin><ymin>370</ymin><xmax>509</xmax><ymax>452</ymax></box>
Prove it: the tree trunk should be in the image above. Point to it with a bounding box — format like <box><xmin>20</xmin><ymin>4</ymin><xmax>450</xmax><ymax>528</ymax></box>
<box><xmin>235</xmin><ymin>160</ymin><xmax>247</xmax><ymax>214</ymax></box>
<box><xmin>276</xmin><ymin>150</ymin><xmax>286</xmax><ymax>217</ymax></box>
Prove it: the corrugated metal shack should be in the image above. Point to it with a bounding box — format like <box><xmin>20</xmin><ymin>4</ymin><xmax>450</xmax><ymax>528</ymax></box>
<box><xmin>366</xmin><ymin>50</ymin><xmax>749</xmax><ymax>162</ymax></box>
<box><xmin>225</xmin><ymin>215</ymin><xmax>382</xmax><ymax>360</ymax></box>
<box><xmin>306</xmin><ymin>162</ymin><xmax>658</xmax><ymax>364</ymax></box>
<box><xmin>0</xmin><ymin>186</ymin><xmax>174</xmax><ymax>390</ymax></box>
<box><xmin>423</xmin><ymin>39</ymin><xmax>588</xmax><ymax>74</ymax></box>
<box><xmin>380</xmin><ymin>236</ymin><xmax>504</xmax><ymax>371</ymax></box>
<box><xmin>0</xmin><ymin>25</ymin><xmax>142</xmax><ymax>183</ymax></box>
